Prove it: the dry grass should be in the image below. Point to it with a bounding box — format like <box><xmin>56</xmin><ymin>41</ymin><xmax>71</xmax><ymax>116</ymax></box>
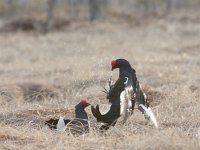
<box><xmin>0</xmin><ymin>13</ymin><xmax>200</xmax><ymax>149</ymax></box>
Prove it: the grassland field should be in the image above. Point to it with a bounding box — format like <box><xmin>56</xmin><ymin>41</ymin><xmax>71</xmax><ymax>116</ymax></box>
<box><xmin>0</xmin><ymin>12</ymin><xmax>200</xmax><ymax>150</ymax></box>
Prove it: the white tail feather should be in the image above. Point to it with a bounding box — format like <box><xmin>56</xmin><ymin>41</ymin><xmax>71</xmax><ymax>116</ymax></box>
<box><xmin>57</xmin><ymin>117</ymin><xmax>66</xmax><ymax>130</ymax></box>
<box><xmin>139</xmin><ymin>104</ymin><xmax>158</xmax><ymax>128</ymax></box>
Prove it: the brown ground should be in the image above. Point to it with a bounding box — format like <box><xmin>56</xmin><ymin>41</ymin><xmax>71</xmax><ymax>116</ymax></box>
<box><xmin>0</xmin><ymin>13</ymin><xmax>200</xmax><ymax>149</ymax></box>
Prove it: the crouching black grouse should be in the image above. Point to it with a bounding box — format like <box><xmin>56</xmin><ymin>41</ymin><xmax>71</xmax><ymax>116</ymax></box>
<box><xmin>45</xmin><ymin>99</ymin><xmax>90</xmax><ymax>135</ymax></box>
<box><xmin>92</xmin><ymin>59</ymin><xmax>149</xmax><ymax>130</ymax></box>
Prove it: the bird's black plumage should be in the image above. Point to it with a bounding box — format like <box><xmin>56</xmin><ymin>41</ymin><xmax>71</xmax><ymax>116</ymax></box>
<box><xmin>92</xmin><ymin>59</ymin><xmax>132</xmax><ymax>130</ymax></box>
<box><xmin>91</xmin><ymin>101</ymin><xmax>120</xmax><ymax>129</ymax></box>
<box><xmin>92</xmin><ymin>58</ymin><xmax>148</xmax><ymax>130</ymax></box>
<box><xmin>108</xmin><ymin>59</ymin><xmax>134</xmax><ymax>102</ymax></box>
<box><xmin>72</xmin><ymin>101</ymin><xmax>90</xmax><ymax>132</ymax></box>
<box><xmin>45</xmin><ymin>100</ymin><xmax>90</xmax><ymax>134</ymax></box>
<box><xmin>45</xmin><ymin>118</ymin><xmax>71</xmax><ymax>129</ymax></box>
<box><xmin>111</xmin><ymin>59</ymin><xmax>148</xmax><ymax>110</ymax></box>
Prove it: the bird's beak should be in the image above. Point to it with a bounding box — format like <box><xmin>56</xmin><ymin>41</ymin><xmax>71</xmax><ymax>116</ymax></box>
<box><xmin>86</xmin><ymin>103</ymin><xmax>91</xmax><ymax>106</ymax></box>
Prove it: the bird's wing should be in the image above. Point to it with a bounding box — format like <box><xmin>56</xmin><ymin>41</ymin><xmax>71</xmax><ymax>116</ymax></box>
<box><xmin>45</xmin><ymin>118</ymin><xmax>58</xmax><ymax>129</ymax></box>
<box><xmin>64</xmin><ymin>119</ymin><xmax>71</xmax><ymax>125</ymax></box>
<box><xmin>131</xmin><ymin>68</ymin><xmax>138</xmax><ymax>93</ymax></box>
<box><xmin>107</xmin><ymin>78</ymin><xmax>125</xmax><ymax>102</ymax></box>
<box><xmin>135</xmin><ymin>83</ymin><xmax>149</xmax><ymax>109</ymax></box>
<box><xmin>119</xmin><ymin>76</ymin><xmax>135</xmax><ymax>124</ymax></box>
<box><xmin>119</xmin><ymin>90</ymin><xmax>129</xmax><ymax>124</ymax></box>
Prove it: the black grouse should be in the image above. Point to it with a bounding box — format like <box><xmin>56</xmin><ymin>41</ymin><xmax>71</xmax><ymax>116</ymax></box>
<box><xmin>45</xmin><ymin>99</ymin><xmax>90</xmax><ymax>134</ymax></box>
<box><xmin>111</xmin><ymin>59</ymin><xmax>149</xmax><ymax>111</ymax></box>
<box><xmin>92</xmin><ymin>59</ymin><xmax>148</xmax><ymax>130</ymax></box>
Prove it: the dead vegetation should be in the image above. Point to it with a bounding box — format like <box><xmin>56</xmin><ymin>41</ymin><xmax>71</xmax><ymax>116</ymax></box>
<box><xmin>0</xmin><ymin>12</ymin><xmax>200</xmax><ymax>149</ymax></box>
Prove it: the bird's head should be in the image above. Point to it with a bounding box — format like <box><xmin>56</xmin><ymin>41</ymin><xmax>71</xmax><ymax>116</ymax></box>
<box><xmin>77</xmin><ymin>99</ymin><xmax>90</xmax><ymax>108</ymax></box>
<box><xmin>111</xmin><ymin>59</ymin><xmax>131</xmax><ymax>71</ymax></box>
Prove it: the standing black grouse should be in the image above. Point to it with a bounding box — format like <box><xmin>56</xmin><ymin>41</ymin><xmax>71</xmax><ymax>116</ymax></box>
<box><xmin>110</xmin><ymin>59</ymin><xmax>149</xmax><ymax>115</ymax></box>
<box><xmin>45</xmin><ymin>99</ymin><xmax>90</xmax><ymax>134</ymax></box>
<box><xmin>92</xmin><ymin>59</ymin><xmax>148</xmax><ymax>130</ymax></box>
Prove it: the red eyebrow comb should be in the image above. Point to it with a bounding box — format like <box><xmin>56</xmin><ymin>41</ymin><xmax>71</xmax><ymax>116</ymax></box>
<box><xmin>111</xmin><ymin>60</ymin><xmax>116</xmax><ymax>66</ymax></box>
<box><xmin>80</xmin><ymin>99</ymin><xmax>89</xmax><ymax>103</ymax></box>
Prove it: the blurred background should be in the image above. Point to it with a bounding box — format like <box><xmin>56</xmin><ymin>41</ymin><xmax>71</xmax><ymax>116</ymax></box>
<box><xmin>0</xmin><ymin>0</ymin><xmax>200</xmax><ymax>32</ymax></box>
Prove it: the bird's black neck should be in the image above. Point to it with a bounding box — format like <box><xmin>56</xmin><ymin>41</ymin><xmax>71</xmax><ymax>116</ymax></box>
<box><xmin>119</xmin><ymin>67</ymin><xmax>132</xmax><ymax>77</ymax></box>
<box><xmin>75</xmin><ymin>106</ymin><xmax>88</xmax><ymax>120</ymax></box>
